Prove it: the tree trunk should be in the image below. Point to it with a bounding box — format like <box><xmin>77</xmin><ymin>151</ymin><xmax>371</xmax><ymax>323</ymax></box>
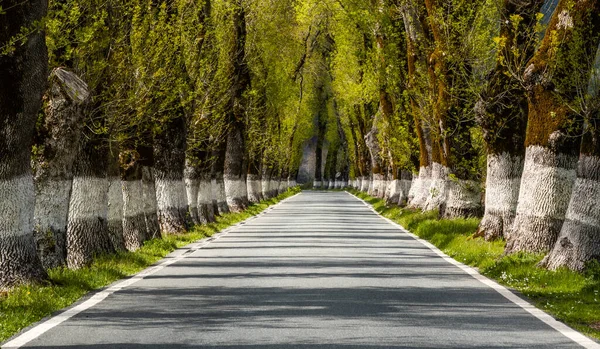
<box><xmin>399</xmin><ymin>170</ymin><xmax>413</xmax><ymax>207</ymax></box>
<box><xmin>33</xmin><ymin>68</ymin><xmax>88</xmax><ymax>269</ymax></box>
<box><xmin>478</xmin><ymin>153</ymin><xmax>525</xmax><ymax>240</ymax></box>
<box><xmin>107</xmin><ymin>145</ymin><xmax>126</xmax><ymax>252</ymax></box>
<box><xmin>224</xmin><ymin>124</ymin><xmax>249</xmax><ymax>211</ymax></box>
<box><xmin>543</xmin><ymin>146</ymin><xmax>600</xmax><ymax>271</ymax></box>
<box><xmin>66</xmin><ymin>132</ymin><xmax>114</xmax><ymax>269</ymax></box>
<box><xmin>401</xmin><ymin>2</ymin><xmax>433</xmax><ymax>209</ymax></box>
<box><xmin>475</xmin><ymin>0</ymin><xmax>542</xmax><ymax>240</ymax></box>
<box><xmin>0</xmin><ymin>0</ymin><xmax>48</xmax><ymax>289</ymax></box>
<box><xmin>184</xmin><ymin>159</ymin><xmax>201</xmax><ymax>226</ymax></box>
<box><xmin>154</xmin><ymin>116</ymin><xmax>188</xmax><ymax>234</ymax></box>
<box><xmin>422</xmin><ymin>0</ymin><xmax>484</xmax><ymax>218</ymax></box>
<box><xmin>261</xmin><ymin>160</ymin><xmax>272</xmax><ymax>199</ymax></box>
<box><xmin>507</xmin><ymin>0</ymin><xmax>600</xmax><ymax>254</ymax></box>
<box><xmin>247</xmin><ymin>152</ymin><xmax>263</xmax><ymax>203</ymax></box>
<box><xmin>212</xmin><ymin>145</ymin><xmax>230</xmax><ymax>215</ymax></box>
<box><xmin>365</xmin><ymin>122</ymin><xmax>384</xmax><ymax>198</ymax></box>
<box><xmin>140</xmin><ymin>144</ymin><xmax>161</xmax><ymax>240</ymax></box>
<box><xmin>197</xmin><ymin>149</ymin><xmax>215</xmax><ymax>224</ymax></box>
<box><xmin>121</xmin><ymin>153</ymin><xmax>147</xmax><ymax>251</ymax></box>
<box><xmin>224</xmin><ymin>0</ymin><xmax>250</xmax><ymax>212</ymax></box>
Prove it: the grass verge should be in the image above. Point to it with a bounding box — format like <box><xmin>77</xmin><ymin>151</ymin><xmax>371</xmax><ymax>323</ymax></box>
<box><xmin>0</xmin><ymin>187</ymin><xmax>300</xmax><ymax>343</ymax></box>
<box><xmin>348</xmin><ymin>189</ymin><xmax>600</xmax><ymax>340</ymax></box>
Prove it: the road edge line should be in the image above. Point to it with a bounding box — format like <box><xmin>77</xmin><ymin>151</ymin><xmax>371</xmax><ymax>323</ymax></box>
<box><xmin>345</xmin><ymin>190</ymin><xmax>600</xmax><ymax>349</ymax></box>
<box><xmin>2</xmin><ymin>191</ymin><xmax>301</xmax><ymax>349</ymax></box>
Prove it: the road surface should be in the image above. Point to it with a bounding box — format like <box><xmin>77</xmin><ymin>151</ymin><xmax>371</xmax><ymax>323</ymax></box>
<box><xmin>4</xmin><ymin>191</ymin><xmax>594</xmax><ymax>348</ymax></box>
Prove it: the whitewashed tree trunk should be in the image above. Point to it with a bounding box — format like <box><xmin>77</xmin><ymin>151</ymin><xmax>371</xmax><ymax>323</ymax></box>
<box><xmin>271</xmin><ymin>178</ymin><xmax>280</xmax><ymax>196</ymax></box>
<box><xmin>122</xmin><ymin>179</ymin><xmax>147</xmax><ymax>251</ymax></box>
<box><xmin>442</xmin><ymin>179</ymin><xmax>483</xmax><ymax>219</ymax></box>
<box><xmin>184</xmin><ymin>161</ymin><xmax>201</xmax><ymax>226</ymax></box>
<box><xmin>142</xmin><ymin>166</ymin><xmax>161</xmax><ymax>239</ymax></box>
<box><xmin>261</xmin><ymin>169</ymin><xmax>270</xmax><ymax>198</ymax></box>
<box><xmin>543</xmin><ymin>154</ymin><xmax>600</xmax><ymax>271</ymax></box>
<box><xmin>154</xmin><ymin>117</ymin><xmax>189</xmax><ymax>234</ymax></box>
<box><xmin>507</xmin><ymin>146</ymin><xmax>578</xmax><ymax>253</ymax></box>
<box><xmin>478</xmin><ymin>153</ymin><xmax>524</xmax><ymax>240</ymax></box>
<box><xmin>370</xmin><ymin>173</ymin><xmax>384</xmax><ymax>197</ymax></box>
<box><xmin>398</xmin><ymin>171</ymin><xmax>413</xmax><ymax>207</ymax></box>
<box><xmin>386</xmin><ymin>179</ymin><xmax>401</xmax><ymax>205</ymax></box>
<box><xmin>247</xmin><ymin>174</ymin><xmax>262</xmax><ymax>203</ymax></box>
<box><xmin>408</xmin><ymin>166</ymin><xmax>432</xmax><ymax>208</ymax></box>
<box><xmin>197</xmin><ymin>174</ymin><xmax>215</xmax><ymax>224</ymax></box>
<box><xmin>155</xmin><ymin>177</ymin><xmax>188</xmax><ymax>234</ymax></box>
<box><xmin>278</xmin><ymin>178</ymin><xmax>287</xmax><ymax>194</ymax></box>
<box><xmin>33</xmin><ymin>68</ymin><xmax>88</xmax><ymax>269</ymax></box>
<box><xmin>213</xmin><ymin>175</ymin><xmax>229</xmax><ymax>215</ymax></box>
<box><xmin>107</xmin><ymin>176</ymin><xmax>126</xmax><ymax>251</ymax></box>
<box><xmin>0</xmin><ymin>0</ymin><xmax>48</xmax><ymax>290</ymax></box>
<box><xmin>360</xmin><ymin>177</ymin><xmax>369</xmax><ymax>192</ymax></box>
<box><xmin>67</xmin><ymin>140</ymin><xmax>114</xmax><ymax>269</ymax></box>
<box><xmin>423</xmin><ymin>163</ymin><xmax>449</xmax><ymax>212</ymax></box>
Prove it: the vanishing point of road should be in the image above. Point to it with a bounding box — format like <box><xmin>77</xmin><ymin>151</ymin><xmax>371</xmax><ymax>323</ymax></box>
<box><xmin>4</xmin><ymin>191</ymin><xmax>597</xmax><ymax>348</ymax></box>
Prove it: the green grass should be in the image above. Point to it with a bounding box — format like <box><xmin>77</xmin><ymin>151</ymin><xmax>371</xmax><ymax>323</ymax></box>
<box><xmin>349</xmin><ymin>189</ymin><xmax>600</xmax><ymax>340</ymax></box>
<box><xmin>0</xmin><ymin>187</ymin><xmax>300</xmax><ymax>343</ymax></box>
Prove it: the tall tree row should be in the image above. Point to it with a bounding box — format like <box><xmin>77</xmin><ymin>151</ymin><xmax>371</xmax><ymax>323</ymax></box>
<box><xmin>3</xmin><ymin>0</ymin><xmax>600</xmax><ymax>291</ymax></box>
<box><xmin>0</xmin><ymin>0</ymin><xmax>310</xmax><ymax>290</ymax></box>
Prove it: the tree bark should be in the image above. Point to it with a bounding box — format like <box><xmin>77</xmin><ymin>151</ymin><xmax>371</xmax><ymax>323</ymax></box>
<box><xmin>212</xmin><ymin>145</ymin><xmax>230</xmax><ymax>215</ymax></box>
<box><xmin>401</xmin><ymin>1</ymin><xmax>433</xmax><ymax>209</ymax></box>
<box><xmin>154</xmin><ymin>116</ymin><xmax>188</xmax><ymax>234</ymax></box>
<box><xmin>247</xmin><ymin>151</ymin><xmax>263</xmax><ymax>203</ymax></box>
<box><xmin>66</xmin><ymin>131</ymin><xmax>114</xmax><ymax>269</ymax></box>
<box><xmin>184</xmin><ymin>158</ymin><xmax>201</xmax><ymax>226</ymax></box>
<box><xmin>107</xmin><ymin>144</ymin><xmax>126</xmax><ymax>252</ymax></box>
<box><xmin>33</xmin><ymin>68</ymin><xmax>88</xmax><ymax>269</ymax></box>
<box><xmin>365</xmin><ymin>122</ymin><xmax>384</xmax><ymax>198</ymax></box>
<box><xmin>223</xmin><ymin>0</ymin><xmax>251</xmax><ymax>212</ymax></box>
<box><xmin>0</xmin><ymin>0</ymin><xmax>48</xmax><ymax>289</ymax></box>
<box><xmin>120</xmin><ymin>150</ymin><xmax>148</xmax><ymax>251</ymax></box>
<box><xmin>475</xmin><ymin>0</ymin><xmax>543</xmax><ymax>240</ymax></box>
<box><xmin>197</xmin><ymin>147</ymin><xmax>215</xmax><ymax>224</ymax></box>
<box><xmin>422</xmin><ymin>0</ymin><xmax>484</xmax><ymax>218</ymax></box>
<box><xmin>140</xmin><ymin>144</ymin><xmax>161</xmax><ymax>240</ymax></box>
<box><xmin>224</xmin><ymin>124</ymin><xmax>249</xmax><ymax>211</ymax></box>
<box><xmin>507</xmin><ymin>0</ymin><xmax>600</xmax><ymax>254</ymax></box>
<box><xmin>543</xmin><ymin>146</ymin><xmax>600</xmax><ymax>271</ymax></box>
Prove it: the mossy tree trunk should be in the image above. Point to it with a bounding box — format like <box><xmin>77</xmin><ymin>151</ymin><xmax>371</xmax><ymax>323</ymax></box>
<box><xmin>66</xmin><ymin>127</ymin><xmax>114</xmax><ymax>269</ymax></box>
<box><xmin>507</xmin><ymin>0</ymin><xmax>600</xmax><ymax>254</ymax></box>
<box><xmin>154</xmin><ymin>116</ymin><xmax>189</xmax><ymax>235</ymax></box>
<box><xmin>422</xmin><ymin>0</ymin><xmax>484</xmax><ymax>218</ymax></box>
<box><xmin>212</xmin><ymin>142</ymin><xmax>230</xmax><ymax>215</ymax></box>
<box><xmin>107</xmin><ymin>142</ymin><xmax>126</xmax><ymax>252</ymax></box>
<box><xmin>0</xmin><ymin>0</ymin><xmax>48</xmax><ymax>289</ymax></box>
<box><xmin>475</xmin><ymin>0</ymin><xmax>543</xmax><ymax>241</ymax></box>
<box><xmin>402</xmin><ymin>1</ymin><xmax>433</xmax><ymax>209</ymax></box>
<box><xmin>139</xmin><ymin>144</ymin><xmax>161</xmax><ymax>240</ymax></box>
<box><xmin>33</xmin><ymin>68</ymin><xmax>89</xmax><ymax>269</ymax></box>
<box><xmin>224</xmin><ymin>0</ymin><xmax>251</xmax><ymax>212</ymax></box>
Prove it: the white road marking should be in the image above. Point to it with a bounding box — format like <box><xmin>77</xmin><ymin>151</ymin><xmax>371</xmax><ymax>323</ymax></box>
<box><xmin>2</xmin><ymin>193</ymin><xmax>300</xmax><ymax>349</ymax></box>
<box><xmin>348</xmin><ymin>190</ymin><xmax>600</xmax><ymax>349</ymax></box>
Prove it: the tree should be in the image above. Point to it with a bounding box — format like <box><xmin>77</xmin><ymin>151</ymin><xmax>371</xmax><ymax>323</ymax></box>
<box><xmin>33</xmin><ymin>68</ymin><xmax>89</xmax><ymax>268</ymax></box>
<box><xmin>475</xmin><ymin>0</ymin><xmax>544</xmax><ymax>241</ymax></box>
<box><xmin>0</xmin><ymin>0</ymin><xmax>48</xmax><ymax>289</ymax></box>
<box><xmin>507</xmin><ymin>0</ymin><xmax>600</xmax><ymax>254</ymax></box>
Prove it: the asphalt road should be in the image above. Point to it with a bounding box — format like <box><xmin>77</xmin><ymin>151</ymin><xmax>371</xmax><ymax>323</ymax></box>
<box><xmin>5</xmin><ymin>191</ymin><xmax>593</xmax><ymax>348</ymax></box>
